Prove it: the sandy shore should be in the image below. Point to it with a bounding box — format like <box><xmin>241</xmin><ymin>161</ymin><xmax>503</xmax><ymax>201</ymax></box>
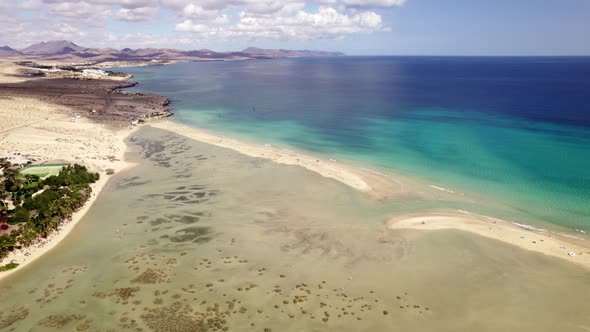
<box><xmin>149</xmin><ymin>121</ymin><xmax>410</xmax><ymax>200</ymax></box>
<box><xmin>150</xmin><ymin>122</ymin><xmax>474</xmax><ymax>205</ymax></box>
<box><xmin>1</xmin><ymin>60</ymin><xmax>587</xmax><ymax>280</ymax></box>
<box><xmin>3</xmin><ymin>105</ymin><xmax>590</xmax><ymax>279</ymax></box>
<box><xmin>388</xmin><ymin>211</ymin><xmax>590</xmax><ymax>270</ymax></box>
<box><xmin>0</xmin><ymin>60</ymin><xmax>168</xmax><ymax>280</ymax></box>
<box><xmin>0</xmin><ymin>95</ymin><xmax>139</xmax><ymax>280</ymax></box>
<box><xmin>1</xmin><ymin>173</ymin><xmax>112</xmax><ymax>280</ymax></box>
<box><xmin>149</xmin><ymin>121</ymin><xmax>590</xmax><ymax>270</ymax></box>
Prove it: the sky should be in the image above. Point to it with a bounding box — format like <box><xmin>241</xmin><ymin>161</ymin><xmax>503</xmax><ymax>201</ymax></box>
<box><xmin>0</xmin><ymin>0</ymin><xmax>589</xmax><ymax>55</ymax></box>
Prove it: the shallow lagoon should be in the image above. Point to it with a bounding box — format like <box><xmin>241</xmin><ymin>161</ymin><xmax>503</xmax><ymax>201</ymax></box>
<box><xmin>0</xmin><ymin>127</ymin><xmax>588</xmax><ymax>331</ymax></box>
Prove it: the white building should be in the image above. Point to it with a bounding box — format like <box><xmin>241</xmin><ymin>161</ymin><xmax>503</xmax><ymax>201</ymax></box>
<box><xmin>82</xmin><ymin>69</ymin><xmax>108</xmax><ymax>76</ymax></box>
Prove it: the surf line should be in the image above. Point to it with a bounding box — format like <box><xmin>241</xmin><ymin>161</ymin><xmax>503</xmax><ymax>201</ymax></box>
<box><xmin>459</xmin><ymin>209</ymin><xmax>551</xmax><ymax>234</ymax></box>
<box><xmin>430</xmin><ymin>184</ymin><xmax>465</xmax><ymax>196</ymax></box>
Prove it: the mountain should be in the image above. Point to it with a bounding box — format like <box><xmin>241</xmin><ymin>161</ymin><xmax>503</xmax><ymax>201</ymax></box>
<box><xmin>242</xmin><ymin>47</ymin><xmax>344</xmax><ymax>58</ymax></box>
<box><xmin>1</xmin><ymin>41</ymin><xmax>343</xmax><ymax>63</ymax></box>
<box><xmin>0</xmin><ymin>46</ymin><xmax>22</xmax><ymax>57</ymax></box>
<box><xmin>20</xmin><ymin>40</ymin><xmax>86</xmax><ymax>55</ymax></box>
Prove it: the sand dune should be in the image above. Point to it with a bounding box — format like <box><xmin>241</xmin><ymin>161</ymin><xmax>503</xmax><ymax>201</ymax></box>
<box><xmin>0</xmin><ymin>60</ymin><xmax>32</xmax><ymax>83</ymax></box>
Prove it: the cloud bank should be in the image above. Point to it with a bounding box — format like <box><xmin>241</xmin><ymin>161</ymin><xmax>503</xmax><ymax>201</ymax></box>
<box><xmin>0</xmin><ymin>0</ymin><xmax>405</xmax><ymax>49</ymax></box>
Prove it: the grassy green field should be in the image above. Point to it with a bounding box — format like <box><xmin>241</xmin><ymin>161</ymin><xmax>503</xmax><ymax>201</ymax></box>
<box><xmin>20</xmin><ymin>164</ymin><xmax>69</xmax><ymax>178</ymax></box>
<box><xmin>0</xmin><ymin>263</ymin><xmax>19</xmax><ymax>272</ymax></box>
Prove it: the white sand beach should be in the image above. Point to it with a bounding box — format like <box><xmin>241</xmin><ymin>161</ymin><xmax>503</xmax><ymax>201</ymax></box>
<box><xmin>387</xmin><ymin>212</ymin><xmax>590</xmax><ymax>270</ymax></box>
<box><xmin>150</xmin><ymin>120</ymin><xmax>590</xmax><ymax>268</ymax></box>
<box><xmin>0</xmin><ymin>95</ymin><xmax>138</xmax><ymax>280</ymax></box>
<box><xmin>150</xmin><ymin>121</ymin><xmax>371</xmax><ymax>192</ymax></box>
<box><xmin>150</xmin><ymin>121</ymin><xmax>590</xmax><ymax>270</ymax></box>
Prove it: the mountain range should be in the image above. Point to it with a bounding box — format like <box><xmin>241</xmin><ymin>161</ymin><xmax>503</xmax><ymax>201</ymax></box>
<box><xmin>0</xmin><ymin>40</ymin><xmax>344</xmax><ymax>62</ymax></box>
<box><xmin>0</xmin><ymin>46</ymin><xmax>22</xmax><ymax>57</ymax></box>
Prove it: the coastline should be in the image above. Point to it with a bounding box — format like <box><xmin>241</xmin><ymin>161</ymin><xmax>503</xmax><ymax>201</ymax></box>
<box><xmin>1</xmin><ymin>61</ymin><xmax>588</xmax><ymax>281</ymax></box>
<box><xmin>2</xmin><ymin>99</ymin><xmax>589</xmax><ymax>280</ymax></box>
<box><xmin>0</xmin><ymin>86</ymin><xmax>146</xmax><ymax>280</ymax></box>
<box><xmin>0</xmin><ymin>154</ymin><xmax>135</xmax><ymax>281</ymax></box>
<box><xmin>0</xmin><ymin>117</ymin><xmax>139</xmax><ymax>280</ymax></box>
<box><xmin>149</xmin><ymin>120</ymin><xmax>407</xmax><ymax>200</ymax></box>
<box><xmin>149</xmin><ymin>120</ymin><xmax>590</xmax><ymax>270</ymax></box>
<box><xmin>0</xmin><ymin>58</ymin><xmax>171</xmax><ymax>280</ymax></box>
<box><xmin>388</xmin><ymin>212</ymin><xmax>590</xmax><ymax>269</ymax></box>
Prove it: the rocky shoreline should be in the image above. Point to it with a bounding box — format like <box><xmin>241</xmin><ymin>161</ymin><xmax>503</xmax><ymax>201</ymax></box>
<box><xmin>0</xmin><ymin>78</ymin><xmax>173</xmax><ymax>128</ymax></box>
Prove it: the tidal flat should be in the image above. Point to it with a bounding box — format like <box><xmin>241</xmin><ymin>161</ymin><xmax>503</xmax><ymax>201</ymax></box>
<box><xmin>0</xmin><ymin>126</ymin><xmax>588</xmax><ymax>332</ymax></box>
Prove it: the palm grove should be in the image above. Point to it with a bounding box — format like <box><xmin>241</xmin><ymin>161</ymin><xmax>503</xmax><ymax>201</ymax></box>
<box><xmin>0</xmin><ymin>159</ymin><xmax>99</xmax><ymax>269</ymax></box>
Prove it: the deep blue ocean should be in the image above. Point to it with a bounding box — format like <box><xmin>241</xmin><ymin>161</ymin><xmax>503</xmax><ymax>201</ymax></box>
<box><xmin>118</xmin><ymin>57</ymin><xmax>590</xmax><ymax>232</ymax></box>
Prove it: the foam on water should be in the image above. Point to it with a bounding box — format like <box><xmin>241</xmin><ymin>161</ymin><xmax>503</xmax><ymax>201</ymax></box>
<box><xmin>511</xmin><ymin>222</ymin><xmax>548</xmax><ymax>233</ymax></box>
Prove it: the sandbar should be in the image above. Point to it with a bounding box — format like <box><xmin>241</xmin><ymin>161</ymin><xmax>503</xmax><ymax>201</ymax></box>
<box><xmin>387</xmin><ymin>212</ymin><xmax>590</xmax><ymax>269</ymax></box>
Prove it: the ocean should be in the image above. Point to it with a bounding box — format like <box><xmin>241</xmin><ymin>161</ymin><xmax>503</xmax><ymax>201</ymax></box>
<box><xmin>2</xmin><ymin>57</ymin><xmax>589</xmax><ymax>332</ymax></box>
<box><xmin>121</xmin><ymin>56</ymin><xmax>590</xmax><ymax>233</ymax></box>
<box><xmin>1</xmin><ymin>127</ymin><xmax>588</xmax><ymax>331</ymax></box>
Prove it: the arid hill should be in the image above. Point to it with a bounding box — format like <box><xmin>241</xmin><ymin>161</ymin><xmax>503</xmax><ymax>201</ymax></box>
<box><xmin>0</xmin><ymin>40</ymin><xmax>344</xmax><ymax>65</ymax></box>
<box><xmin>19</xmin><ymin>40</ymin><xmax>86</xmax><ymax>55</ymax></box>
<box><xmin>0</xmin><ymin>46</ymin><xmax>22</xmax><ymax>57</ymax></box>
<box><xmin>241</xmin><ymin>47</ymin><xmax>344</xmax><ymax>57</ymax></box>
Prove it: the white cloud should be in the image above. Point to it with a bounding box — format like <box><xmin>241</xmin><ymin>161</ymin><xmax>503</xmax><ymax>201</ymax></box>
<box><xmin>176</xmin><ymin>6</ymin><xmax>385</xmax><ymax>40</ymax></box>
<box><xmin>106</xmin><ymin>32</ymin><xmax>193</xmax><ymax>47</ymax></box>
<box><xmin>181</xmin><ymin>3</ymin><xmax>219</xmax><ymax>19</ymax></box>
<box><xmin>60</xmin><ymin>0</ymin><xmax>159</xmax><ymax>9</ymax></box>
<box><xmin>46</xmin><ymin>1</ymin><xmax>111</xmax><ymax>18</ymax></box>
<box><xmin>213</xmin><ymin>14</ymin><xmax>230</xmax><ymax>24</ymax></box>
<box><xmin>111</xmin><ymin>0</ymin><xmax>158</xmax><ymax>8</ymax></box>
<box><xmin>163</xmin><ymin>0</ymin><xmax>316</xmax><ymax>15</ymax></box>
<box><xmin>115</xmin><ymin>6</ymin><xmax>157</xmax><ymax>21</ymax></box>
<box><xmin>176</xmin><ymin>20</ymin><xmax>211</xmax><ymax>32</ymax></box>
<box><xmin>158</xmin><ymin>0</ymin><xmax>191</xmax><ymax>9</ymax></box>
<box><xmin>18</xmin><ymin>0</ymin><xmax>44</xmax><ymax>10</ymax></box>
<box><xmin>0</xmin><ymin>0</ymin><xmax>401</xmax><ymax>48</ymax></box>
<box><xmin>341</xmin><ymin>0</ymin><xmax>405</xmax><ymax>7</ymax></box>
<box><xmin>180</xmin><ymin>3</ymin><xmax>230</xmax><ymax>25</ymax></box>
<box><xmin>245</xmin><ymin>1</ymin><xmax>305</xmax><ymax>16</ymax></box>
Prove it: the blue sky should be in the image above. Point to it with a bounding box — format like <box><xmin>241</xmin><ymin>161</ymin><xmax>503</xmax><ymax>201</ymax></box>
<box><xmin>1</xmin><ymin>0</ymin><xmax>589</xmax><ymax>55</ymax></box>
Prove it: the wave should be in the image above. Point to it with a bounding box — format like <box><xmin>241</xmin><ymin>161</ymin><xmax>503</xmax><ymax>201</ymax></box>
<box><xmin>430</xmin><ymin>185</ymin><xmax>465</xmax><ymax>196</ymax></box>
<box><xmin>511</xmin><ymin>222</ymin><xmax>547</xmax><ymax>233</ymax></box>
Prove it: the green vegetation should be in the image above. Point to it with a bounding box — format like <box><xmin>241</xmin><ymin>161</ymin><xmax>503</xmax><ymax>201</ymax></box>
<box><xmin>0</xmin><ymin>159</ymin><xmax>99</xmax><ymax>263</ymax></box>
<box><xmin>20</xmin><ymin>164</ymin><xmax>68</xmax><ymax>179</ymax></box>
<box><xmin>0</xmin><ymin>262</ymin><xmax>19</xmax><ymax>271</ymax></box>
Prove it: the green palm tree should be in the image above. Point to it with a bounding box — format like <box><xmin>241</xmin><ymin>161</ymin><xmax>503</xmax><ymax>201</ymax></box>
<box><xmin>0</xmin><ymin>158</ymin><xmax>11</xmax><ymax>170</ymax></box>
<box><xmin>3</xmin><ymin>168</ymin><xmax>22</xmax><ymax>191</ymax></box>
<box><xmin>0</xmin><ymin>183</ymin><xmax>9</xmax><ymax>207</ymax></box>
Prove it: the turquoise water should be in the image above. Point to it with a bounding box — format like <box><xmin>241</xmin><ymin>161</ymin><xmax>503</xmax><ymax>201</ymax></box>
<box><xmin>3</xmin><ymin>127</ymin><xmax>590</xmax><ymax>331</ymax></box>
<box><xmin>118</xmin><ymin>57</ymin><xmax>590</xmax><ymax>232</ymax></box>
